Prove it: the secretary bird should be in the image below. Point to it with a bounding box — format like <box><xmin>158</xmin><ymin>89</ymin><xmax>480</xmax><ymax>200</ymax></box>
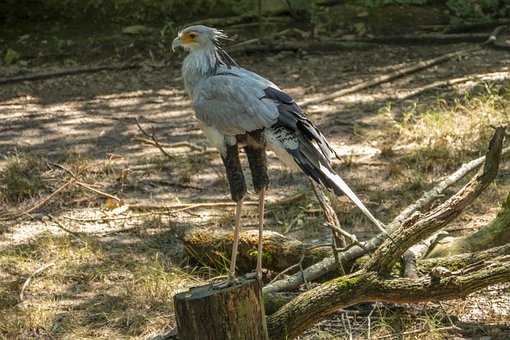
<box><xmin>172</xmin><ymin>25</ymin><xmax>385</xmax><ymax>283</ymax></box>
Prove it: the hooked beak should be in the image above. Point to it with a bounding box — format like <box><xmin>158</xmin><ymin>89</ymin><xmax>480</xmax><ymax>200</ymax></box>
<box><xmin>171</xmin><ymin>37</ymin><xmax>181</xmax><ymax>52</ymax></box>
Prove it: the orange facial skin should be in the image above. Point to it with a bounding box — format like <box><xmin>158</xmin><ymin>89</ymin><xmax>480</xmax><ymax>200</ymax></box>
<box><xmin>180</xmin><ymin>32</ymin><xmax>197</xmax><ymax>45</ymax></box>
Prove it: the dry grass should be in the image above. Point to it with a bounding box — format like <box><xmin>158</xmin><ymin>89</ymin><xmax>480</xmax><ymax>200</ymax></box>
<box><xmin>397</xmin><ymin>82</ymin><xmax>510</xmax><ymax>166</ymax></box>
<box><xmin>0</xmin><ymin>232</ymin><xmax>201</xmax><ymax>338</ymax></box>
<box><xmin>1</xmin><ymin>71</ymin><xmax>510</xmax><ymax>339</ymax></box>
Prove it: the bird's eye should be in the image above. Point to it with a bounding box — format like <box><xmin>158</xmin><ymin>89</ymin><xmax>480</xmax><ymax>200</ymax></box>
<box><xmin>189</xmin><ymin>33</ymin><xmax>197</xmax><ymax>39</ymax></box>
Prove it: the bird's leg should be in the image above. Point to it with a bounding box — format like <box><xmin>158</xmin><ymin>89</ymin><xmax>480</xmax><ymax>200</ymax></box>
<box><xmin>221</xmin><ymin>143</ymin><xmax>247</xmax><ymax>282</ymax></box>
<box><xmin>256</xmin><ymin>186</ymin><xmax>265</xmax><ymax>281</ymax></box>
<box><xmin>229</xmin><ymin>198</ymin><xmax>243</xmax><ymax>280</ymax></box>
<box><xmin>245</xmin><ymin>134</ymin><xmax>269</xmax><ymax>281</ymax></box>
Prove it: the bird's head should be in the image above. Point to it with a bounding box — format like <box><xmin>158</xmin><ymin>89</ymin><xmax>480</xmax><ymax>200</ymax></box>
<box><xmin>172</xmin><ymin>25</ymin><xmax>228</xmax><ymax>52</ymax></box>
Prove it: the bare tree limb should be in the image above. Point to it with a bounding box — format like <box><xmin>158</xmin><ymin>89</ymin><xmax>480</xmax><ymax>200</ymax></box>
<box><xmin>0</xmin><ymin>64</ymin><xmax>141</xmax><ymax>85</ymax></box>
<box><xmin>299</xmin><ymin>47</ymin><xmax>479</xmax><ymax>107</ymax></box>
<box><xmin>366</xmin><ymin>127</ymin><xmax>506</xmax><ymax>275</ymax></box>
<box><xmin>263</xmin><ymin>127</ymin><xmax>507</xmax><ymax>293</ymax></box>
<box><xmin>267</xmin><ymin>256</ymin><xmax>510</xmax><ymax>339</ymax></box>
<box><xmin>392</xmin><ymin>145</ymin><xmax>510</xmax><ymax>226</ymax></box>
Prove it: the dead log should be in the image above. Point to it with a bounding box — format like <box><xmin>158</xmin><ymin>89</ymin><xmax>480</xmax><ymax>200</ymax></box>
<box><xmin>174</xmin><ymin>276</ymin><xmax>268</xmax><ymax>340</ymax></box>
<box><xmin>185</xmin><ymin>215</ymin><xmax>510</xmax><ymax>280</ymax></box>
<box><xmin>183</xmin><ymin>228</ymin><xmax>330</xmax><ymax>273</ymax></box>
<box><xmin>264</xmin><ymin>128</ymin><xmax>508</xmax><ymax>339</ymax></box>
<box><xmin>427</xmin><ymin>194</ymin><xmax>510</xmax><ymax>258</ymax></box>
<box><xmin>266</xmin><ymin>256</ymin><xmax>510</xmax><ymax>339</ymax></box>
<box><xmin>366</xmin><ymin>127</ymin><xmax>505</xmax><ymax>276</ymax></box>
<box><xmin>263</xmin><ymin>135</ymin><xmax>508</xmax><ymax>293</ymax></box>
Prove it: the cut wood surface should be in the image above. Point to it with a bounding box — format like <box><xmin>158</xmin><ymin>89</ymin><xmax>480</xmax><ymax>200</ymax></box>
<box><xmin>174</xmin><ymin>276</ymin><xmax>268</xmax><ymax>340</ymax></box>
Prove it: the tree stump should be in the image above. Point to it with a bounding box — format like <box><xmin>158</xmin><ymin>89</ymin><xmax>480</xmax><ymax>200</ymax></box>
<box><xmin>174</xmin><ymin>276</ymin><xmax>269</xmax><ymax>340</ymax></box>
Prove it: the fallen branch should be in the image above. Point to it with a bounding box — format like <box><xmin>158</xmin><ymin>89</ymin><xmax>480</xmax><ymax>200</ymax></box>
<box><xmin>135</xmin><ymin>117</ymin><xmax>175</xmax><ymax>161</ymax></box>
<box><xmin>346</xmin><ymin>33</ymin><xmax>491</xmax><ymax>45</ymax></box>
<box><xmin>366</xmin><ymin>127</ymin><xmax>505</xmax><ymax>275</ymax></box>
<box><xmin>263</xmin><ymin>128</ymin><xmax>507</xmax><ymax>293</ymax></box>
<box><xmin>393</xmin><ymin>145</ymin><xmax>510</xmax><ymax>226</ymax></box>
<box><xmin>299</xmin><ymin>47</ymin><xmax>479</xmax><ymax>107</ymax></box>
<box><xmin>0</xmin><ymin>64</ymin><xmax>140</xmax><ymax>86</ymax></box>
<box><xmin>48</xmin><ymin>162</ymin><xmax>121</xmax><ymax>202</ymax></box>
<box><xmin>0</xmin><ymin>179</ymin><xmax>75</xmax><ymax>221</ymax></box>
<box><xmin>128</xmin><ymin>193</ymin><xmax>305</xmax><ymax>212</ymax></box>
<box><xmin>439</xmin><ymin>19</ymin><xmax>510</xmax><ymax>34</ymax></box>
<box><xmin>129</xmin><ymin>201</ymin><xmax>259</xmax><ymax>212</ymax></box>
<box><xmin>134</xmin><ymin>137</ymin><xmax>211</xmax><ymax>153</ymax></box>
<box><xmin>267</xmin><ymin>256</ymin><xmax>510</xmax><ymax>339</ymax></box>
<box><xmin>230</xmin><ymin>40</ymin><xmax>378</xmax><ymax>55</ymax></box>
<box><xmin>393</xmin><ymin>71</ymin><xmax>510</xmax><ymax>101</ymax></box>
<box><xmin>19</xmin><ymin>262</ymin><xmax>56</xmax><ymax>301</ymax></box>
<box><xmin>184</xmin><ymin>228</ymin><xmax>330</xmax><ymax>273</ymax></box>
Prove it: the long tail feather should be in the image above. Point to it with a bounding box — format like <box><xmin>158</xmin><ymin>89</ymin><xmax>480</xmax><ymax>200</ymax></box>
<box><xmin>317</xmin><ymin>162</ymin><xmax>387</xmax><ymax>233</ymax></box>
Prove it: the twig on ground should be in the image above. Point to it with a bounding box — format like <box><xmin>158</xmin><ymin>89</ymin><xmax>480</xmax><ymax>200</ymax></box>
<box><xmin>48</xmin><ymin>162</ymin><xmax>121</xmax><ymax>202</ymax></box>
<box><xmin>135</xmin><ymin>117</ymin><xmax>175</xmax><ymax>161</ymax></box>
<box><xmin>129</xmin><ymin>193</ymin><xmax>306</xmax><ymax>212</ymax></box>
<box><xmin>324</xmin><ymin>223</ymin><xmax>367</xmax><ymax>251</ymax></box>
<box><xmin>19</xmin><ymin>262</ymin><xmax>56</xmax><ymax>301</ymax></box>
<box><xmin>75</xmin><ymin>181</ymin><xmax>121</xmax><ymax>202</ymax></box>
<box><xmin>62</xmin><ymin>211</ymin><xmax>170</xmax><ymax>222</ymax></box>
<box><xmin>299</xmin><ymin>47</ymin><xmax>480</xmax><ymax>107</ymax></box>
<box><xmin>134</xmin><ymin>137</ymin><xmax>210</xmax><ymax>153</ymax></box>
<box><xmin>0</xmin><ymin>179</ymin><xmax>75</xmax><ymax>221</ymax></box>
<box><xmin>129</xmin><ymin>201</ymin><xmax>260</xmax><ymax>212</ymax></box>
<box><xmin>47</xmin><ymin>214</ymin><xmax>86</xmax><ymax>241</ymax></box>
<box><xmin>0</xmin><ymin>64</ymin><xmax>141</xmax><ymax>85</ymax></box>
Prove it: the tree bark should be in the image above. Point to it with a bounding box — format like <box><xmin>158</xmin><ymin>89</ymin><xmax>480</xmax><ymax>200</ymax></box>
<box><xmin>267</xmin><ymin>257</ymin><xmax>510</xmax><ymax>339</ymax></box>
<box><xmin>427</xmin><ymin>194</ymin><xmax>510</xmax><ymax>258</ymax></box>
<box><xmin>183</xmin><ymin>228</ymin><xmax>330</xmax><ymax>273</ymax></box>
<box><xmin>366</xmin><ymin>127</ymin><xmax>505</xmax><ymax>276</ymax></box>
<box><xmin>174</xmin><ymin>276</ymin><xmax>269</xmax><ymax>340</ymax></box>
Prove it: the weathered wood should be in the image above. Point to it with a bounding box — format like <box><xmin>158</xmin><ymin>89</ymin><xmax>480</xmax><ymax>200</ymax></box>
<box><xmin>366</xmin><ymin>127</ymin><xmax>505</xmax><ymax>275</ymax></box>
<box><xmin>174</xmin><ymin>276</ymin><xmax>268</xmax><ymax>340</ymax></box>
<box><xmin>267</xmin><ymin>257</ymin><xmax>510</xmax><ymax>339</ymax></box>
<box><xmin>263</xmin><ymin>127</ymin><xmax>509</xmax><ymax>295</ymax></box>
<box><xmin>183</xmin><ymin>228</ymin><xmax>330</xmax><ymax>273</ymax></box>
<box><xmin>427</xmin><ymin>193</ymin><xmax>510</xmax><ymax>258</ymax></box>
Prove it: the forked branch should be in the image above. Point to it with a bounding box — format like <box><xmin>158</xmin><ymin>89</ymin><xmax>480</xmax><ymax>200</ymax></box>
<box><xmin>267</xmin><ymin>256</ymin><xmax>510</xmax><ymax>339</ymax></box>
<box><xmin>366</xmin><ymin>127</ymin><xmax>506</xmax><ymax>275</ymax></box>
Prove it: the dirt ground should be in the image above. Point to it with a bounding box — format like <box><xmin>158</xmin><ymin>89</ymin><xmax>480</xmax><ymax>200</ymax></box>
<box><xmin>1</xmin><ymin>24</ymin><xmax>510</xmax><ymax>339</ymax></box>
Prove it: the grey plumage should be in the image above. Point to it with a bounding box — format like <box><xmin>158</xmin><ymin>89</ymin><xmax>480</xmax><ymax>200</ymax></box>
<box><xmin>174</xmin><ymin>25</ymin><xmax>384</xmax><ymax>229</ymax></box>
